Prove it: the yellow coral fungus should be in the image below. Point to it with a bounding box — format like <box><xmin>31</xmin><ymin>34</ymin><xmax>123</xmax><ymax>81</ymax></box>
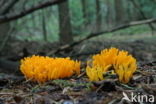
<box><xmin>20</xmin><ymin>55</ymin><xmax>80</xmax><ymax>83</ymax></box>
<box><xmin>86</xmin><ymin>47</ymin><xmax>137</xmax><ymax>83</ymax></box>
<box><xmin>86</xmin><ymin>66</ymin><xmax>104</xmax><ymax>81</ymax></box>
<box><xmin>113</xmin><ymin>51</ymin><xmax>137</xmax><ymax>83</ymax></box>
<box><xmin>93</xmin><ymin>47</ymin><xmax>119</xmax><ymax>69</ymax></box>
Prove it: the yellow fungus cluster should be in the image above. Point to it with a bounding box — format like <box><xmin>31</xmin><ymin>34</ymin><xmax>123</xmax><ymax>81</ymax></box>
<box><xmin>93</xmin><ymin>48</ymin><xmax>118</xmax><ymax>67</ymax></box>
<box><xmin>113</xmin><ymin>51</ymin><xmax>137</xmax><ymax>83</ymax></box>
<box><xmin>86</xmin><ymin>66</ymin><xmax>104</xmax><ymax>81</ymax></box>
<box><xmin>20</xmin><ymin>55</ymin><xmax>80</xmax><ymax>83</ymax></box>
<box><xmin>86</xmin><ymin>47</ymin><xmax>137</xmax><ymax>83</ymax></box>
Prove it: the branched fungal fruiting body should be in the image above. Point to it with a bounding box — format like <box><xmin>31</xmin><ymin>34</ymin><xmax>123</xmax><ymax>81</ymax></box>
<box><xmin>20</xmin><ymin>55</ymin><xmax>80</xmax><ymax>83</ymax></box>
<box><xmin>113</xmin><ymin>51</ymin><xmax>137</xmax><ymax>83</ymax></box>
<box><xmin>86</xmin><ymin>48</ymin><xmax>137</xmax><ymax>83</ymax></box>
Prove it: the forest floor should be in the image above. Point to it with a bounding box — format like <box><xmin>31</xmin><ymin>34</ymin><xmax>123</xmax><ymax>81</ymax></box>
<box><xmin>0</xmin><ymin>33</ymin><xmax>156</xmax><ymax>104</ymax></box>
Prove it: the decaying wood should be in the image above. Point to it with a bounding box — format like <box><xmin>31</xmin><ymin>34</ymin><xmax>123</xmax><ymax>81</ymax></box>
<box><xmin>0</xmin><ymin>58</ymin><xmax>19</xmax><ymax>74</ymax></box>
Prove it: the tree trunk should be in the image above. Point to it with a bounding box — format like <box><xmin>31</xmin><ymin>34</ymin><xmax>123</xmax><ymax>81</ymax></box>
<box><xmin>95</xmin><ymin>0</ymin><xmax>102</xmax><ymax>32</ymax></box>
<box><xmin>105</xmin><ymin>0</ymin><xmax>114</xmax><ymax>29</ymax></box>
<box><xmin>0</xmin><ymin>23</ymin><xmax>11</xmax><ymax>43</ymax></box>
<box><xmin>114</xmin><ymin>0</ymin><xmax>125</xmax><ymax>25</ymax></box>
<box><xmin>42</xmin><ymin>10</ymin><xmax>47</xmax><ymax>42</ymax></box>
<box><xmin>58</xmin><ymin>1</ymin><xmax>73</xmax><ymax>45</ymax></box>
<box><xmin>81</xmin><ymin>0</ymin><xmax>88</xmax><ymax>32</ymax></box>
<box><xmin>0</xmin><ymin>0</ymin><xmax>12</xmax><ymax>50</ymax></box>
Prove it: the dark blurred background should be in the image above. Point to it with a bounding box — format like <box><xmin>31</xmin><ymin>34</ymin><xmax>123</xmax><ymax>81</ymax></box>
<box><xmin>0</xmin><ymin>0</ymin><xmax>156</xmax><ymax>73</ymax></box>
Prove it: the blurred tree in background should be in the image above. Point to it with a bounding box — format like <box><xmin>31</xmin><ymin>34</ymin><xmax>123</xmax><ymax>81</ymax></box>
<box><xmin>58</xmin><ymin>1</ymin><xmax>73</xmax><ymax>44</ymax></box>
<box><xmin>0</xmin><ymin>0</ymin><xmax>156</xmax><ymax>46</ymax></box>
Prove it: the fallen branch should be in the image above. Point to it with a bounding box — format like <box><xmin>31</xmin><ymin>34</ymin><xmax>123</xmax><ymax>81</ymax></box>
<box><xmin>47</xmin><ymin>18</ymin><xmax>156</xmax><ymax>56</ymax></box>
<box><xmin>0</xmin><ymin>0</ymin><xmax>67</xmax><ymax>24</ymax></box>
<box><xmin>130</xmin><ymin>0</ymin><xmax>155</xmax><ymax>34</ymax></box>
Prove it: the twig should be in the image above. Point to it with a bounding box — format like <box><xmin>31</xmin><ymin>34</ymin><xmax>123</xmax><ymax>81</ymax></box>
<box><xmin>140</xmin><ymin>60</ymin><xmax>156</xmax><ymax>67</ymax></box>
<box><xmin>77</xmin><ymin>72</ymin><xmax>86</xmax><ymax>79</ymax></box>
<box><xmin>119</xmin><ymin>83</ymin><xmax>136</xmax><ymax>90</ymax></box>
<box><xmin>136</xmin><ymin>70</ymin><xmax>154</xmax><ymax>76</ymax></box>
<box><xmin>96</xmin><ymin>84</ymin><xmax>104</xmax><ymax>93</ymax></box>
